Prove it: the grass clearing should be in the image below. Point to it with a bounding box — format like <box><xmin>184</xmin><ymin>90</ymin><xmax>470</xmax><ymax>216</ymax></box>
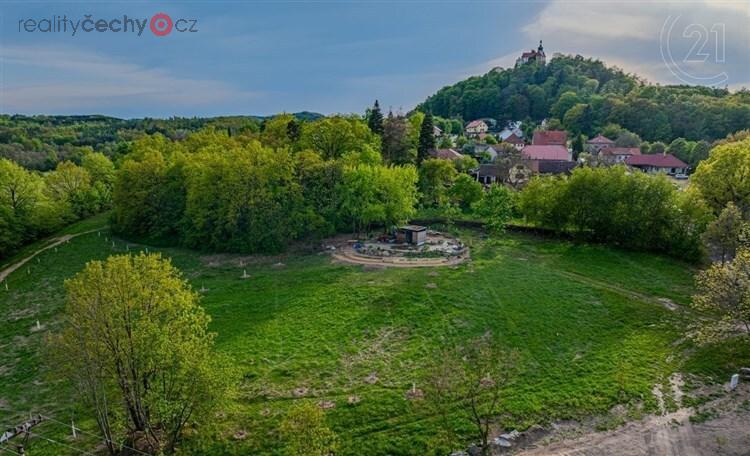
<box><xmin>1</xmin><ymin>218</ymin><xmax>747</xmax><ymax>455</ymax></box>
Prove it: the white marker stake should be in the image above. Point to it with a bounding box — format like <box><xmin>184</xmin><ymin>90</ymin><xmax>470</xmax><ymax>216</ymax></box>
<box><xmin>730</xmin><ymin>373</ymin><xmax>739</xmax><ymax>390</ymax></box>
<box><xmin>4</xmin><ymin>282</ymin><xmax>8</xmax><ymax>291</ymax></box>
<box><xmin>36</xmin><ymin>320</ymin><xmax>41</xmax><ymax>330</ymax></box>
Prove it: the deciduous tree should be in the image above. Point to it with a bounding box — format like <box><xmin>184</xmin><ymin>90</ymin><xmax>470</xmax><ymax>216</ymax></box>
<box><xmin>280</xmin><ymin>402</ymin><xmax>338</xmax><ymax>456</ymax></box>
<box><xmin>691</xmin><ymin>249</ymin><xmax>750</xmax><ymax>343</ymax></box>
<box><xmin>49</xmin><ymin>254</ymin><xmax>230</xmax><ymax>454</ymax></box>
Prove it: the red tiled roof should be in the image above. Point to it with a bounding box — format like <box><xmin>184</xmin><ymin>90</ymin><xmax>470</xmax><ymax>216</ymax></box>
<box><xmin>601</xmin><ymin>147</ymin><xmax>641</xmax><ymax>156</ymax></box>
<box><xmin>522</xmin><ymin>145</ymin><xmax>570</xmax><ymax>161</ymax></box>
<box><xmin>587</xmin><ymin>134</ymin><xmax>615</xmax><ymax>145</ymax></box>
<box><xmin>504</xmin><ymin>132</ymin><xmax>524</xmax><ymax>144</ymax></box>
<box><xmin>466</xmin><ymin>120</ymin><xmax>486</xmax><ymax>129</ymax></box>
<box><xmin>430</xmin><ymin>148</ymin><xmax>464</xmax><ymax>160</ymax></box>
<box><xmin>625</xmin><ymin>154</ymin><xmax>687</xmax><ymax>168</ymax></box>
<box><xmin>532</xmin><ymin>130</ymin><xmax>567</xmax><ymax>145</ymax></box>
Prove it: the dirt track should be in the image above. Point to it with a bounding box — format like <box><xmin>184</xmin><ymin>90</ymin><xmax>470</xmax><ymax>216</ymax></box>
<box><xmin>515</xmin><ymin>382</ymin><xmax>750</xmax><ymax>456</ymax></box>
<box><xmin>0</xmin><ymin>230</ymin><xmax>99</xmax><ymax>283</ymax></box>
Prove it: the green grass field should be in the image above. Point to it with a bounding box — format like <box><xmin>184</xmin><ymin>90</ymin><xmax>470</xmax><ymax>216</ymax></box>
<box><xmin>1</xmin><ymin>217</ymin><xmax>748</xmax><ymax>455</ymax></box>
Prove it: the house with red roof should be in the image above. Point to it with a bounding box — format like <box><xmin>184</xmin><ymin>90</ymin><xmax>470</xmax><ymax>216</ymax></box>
<box><xmin>585</xmin><ymin>134</ymin><xmax>615</xmax><ymax>154</ymax></box>
<box><xmin>532</xmin><ymin>130</ymin><xmax>567</xmax><ymax>146</ymax></box>
<box><xmin>503</xmin><ymin>132</ymin><xmax>525</xmax><ymax>150</ymax></box>
<box><xmin>465</xmin><ymin>120</ymin><xmax>488</xmax><ymax>138</ymax></box>
<box><xmin>429</xmin><ymin>148</ymin><xmax>464</xmax><ymax>161</ymax></box>
<box><xmin>600</xmin><ymin>147</ymin><xmax>641</xmax><ymax>164</ymax></box>
<box><xmin>522</xmin><ymin>145</ymin><xmax>571</xmax><ymax>161</ymax></box>
<box><xmin>625</xmin><ymin>154</ymin><xmax>688</xmax><ymax>176</ymax></box>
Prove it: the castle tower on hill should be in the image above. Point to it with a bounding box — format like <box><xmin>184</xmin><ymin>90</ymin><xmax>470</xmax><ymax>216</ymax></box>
<box><xmin>516</xmin><ymin>40</ymin><xmax>546</xmax><ymax>67</ymax></box>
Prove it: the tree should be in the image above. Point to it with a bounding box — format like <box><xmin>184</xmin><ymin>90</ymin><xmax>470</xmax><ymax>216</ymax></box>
<box><xmin>81</xmin><ymin>152</ymin><xmax>115</xmax><ymax>187</ymax></box>
<box><xmin>424</xmin><ymin>334</ymin><xmax>518</xmax><ymax>456</ymax></box>
<box><xmin>702</xmin><ymin>202</ymin><xmax>745</xmax><ymax>263</ymax></box>
<box><xmin>453</xmin><ymin>155</ymin><xmax>479</xmax><ymax>174</ymax></box>
<box><xmin>367</xmin><ymin>100</ymin><xmax>384</xmax><ymax>136</ymax></box>
<box><xmin>691</xmin><ymin>249</ymin><xmax>750</xmax><ymax>343</ymax></box>
<box><xmin>44</xmin><ymin>161</ymin><xmax>95</xmax><ymax>218</ymax></box>
<box><xmin>551</xmin><ymin>91</ymin><xmax>580</xmax><ymax>120</ymax></box>
<box><xmin>474</xmin><ymin>184</ymin><xmax>515</xmax><ymax>233</ymax></box>
<box><xmin>280</xmin><ymin>402</ymin><xmax>338</xmax><ymax>456</ymax></box>
<box><xmin>692</xmin><ymin>138</ymin><xmax>750</xmax><ymax>213</ymax></box>
<box><xmin>689</xmin><ymin>140</ymin><xmax>711</xmax><ymax>168</ymax></box>
<box><xmin>49</xmin><ymin>254</ymin><xmax>229</xmax><ymax>454</ymax></box>
<box><xmin>419</xmin><ymin>159</ymin><xmax>456</xmax><ymax>207</ymax></box>
<box><xmin>382</xmin><ymin>111</ymin><xmax>415</xmax><ymax>164</ymax></box>
<box><xmin>287</xmin><ymin>117</ymin><xmax>302</xmax><ymax>142</ymax></box>
<box><xmin>417</xmin><ymin>112</ymin><xmax>436</xmax><ymax>164</ymax></box>
<box><xmin>449</xmin><ymin>174</ymin><xmax>483</xmax><ymax>212</ymax></box>
<box><xmin>615</xmin><ymin>130</ymin><xmax>641</xmax><ymax>148</ymax></box>
<box><xmin>299</xmin><ymin>116</ymin><xmax>380</xmax><ymax>160</ymax></box>
<box><xmin>649</xmin><ymin>141</ymin><xmax>666</xmax><ymax>154</ymax></box>
<box><xmin>261</xmin><ymin>113</ymin><xmax>295</xmax><ymax>149</ymax></box>
<box><xmin>338</xmin><ymin>164</ymin><xmax>418</xmax><ymax>234</ymax></box>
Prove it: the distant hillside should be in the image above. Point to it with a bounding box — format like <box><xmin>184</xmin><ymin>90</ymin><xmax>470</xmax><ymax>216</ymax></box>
<box><xmin>0</xmin><ymin>112</ymin><xmax>323</xmax><ymax>170</ymax></box>
<box><xmin>418</xmin><ymin>54</ymin><xmax>750</xmax><ymax>143</ymax></box>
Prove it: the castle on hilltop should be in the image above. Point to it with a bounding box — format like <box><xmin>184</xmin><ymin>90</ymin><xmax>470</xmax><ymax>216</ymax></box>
<box><xmin>516</xmin><ymin>41</ymin><xmax>546</xmax><ymax>67</ymax></box>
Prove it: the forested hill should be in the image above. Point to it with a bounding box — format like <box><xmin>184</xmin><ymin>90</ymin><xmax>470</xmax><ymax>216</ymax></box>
<box><xmin>418</xmin><ymin>54</ymin><xmax>750</xmax><ymax>143</ymax></box>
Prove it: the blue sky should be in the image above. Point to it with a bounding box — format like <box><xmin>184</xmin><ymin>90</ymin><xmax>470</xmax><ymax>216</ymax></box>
<box><xmin>1</xmin><ymin>0</ymin><xmax>748</xmax><ymax>118</ymax></box>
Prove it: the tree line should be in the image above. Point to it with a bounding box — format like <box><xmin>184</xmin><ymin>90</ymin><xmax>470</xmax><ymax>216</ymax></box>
<box><xmin>0</xmin><ymin>152</ymin><xmax>114</xmax><ymax>258</ymax></box>
<box><xmin>112</xmin><ymin>123</ymin><xmax>418</xmax><ymax>253</ymax></box>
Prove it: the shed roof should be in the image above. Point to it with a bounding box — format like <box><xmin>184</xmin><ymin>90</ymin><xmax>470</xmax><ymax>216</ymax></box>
<box><xmin>532</xmin><ymin>130</ymin><xmax>567</xmax><ymax>145</ymax></box>
<box><xmin>400</xmin><ymin>225</ymin><xmax>427</xmax><ymax>232</ymax></box>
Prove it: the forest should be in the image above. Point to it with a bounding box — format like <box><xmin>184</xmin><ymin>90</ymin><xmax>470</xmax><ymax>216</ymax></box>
<box><xmin>418</xmin><ymin>55</ymin><xmax>750</xmax><ymax>144</ymax></box>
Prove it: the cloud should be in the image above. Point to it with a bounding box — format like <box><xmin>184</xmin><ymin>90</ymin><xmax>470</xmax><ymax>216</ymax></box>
<box><xmin>490</xmin><ymin>0</ymin><xmax>750</xmax><ymax>88</ymax></box>
<box><xmin>0</xmin><ymin>45</ymin><xmax>259</xmax><ymax>114</ymax></box>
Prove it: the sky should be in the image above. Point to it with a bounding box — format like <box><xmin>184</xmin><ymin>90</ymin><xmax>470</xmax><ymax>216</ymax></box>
<box><xmin>0</xmin><ymin>0</ymin><xmax>748</xmax><ymax>118</ymax></box>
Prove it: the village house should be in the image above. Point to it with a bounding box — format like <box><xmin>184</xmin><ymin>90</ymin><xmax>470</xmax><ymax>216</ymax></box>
<box><xmin>585</xmin><ymin>134</ymin><xmax>615</xmax><ymax>154</ymax></box>
<box><xmin>429</xmin><ymin>148</ymin><xmax>464</xmax><ymax>160</ymax></box>
<box><xmin>532</xmin><ymin>130</ymin><xmax>568</xmax><ymax>146</ymax></box>
<box><xmin>625</xmin><ymin>154</ymin><xmax>688</xmax><ymax>176</ymax></box>
<box><xmin>474</xmin><ymin>163</ymin><xmax>501</xmax><ymax>185</ymax></box>
<box><xmin>516</xmin><ymin>41</ymin><xmax>546</xmax><ymax>66</ymax></box>
<box><xmin>600</xmin><ymin>147</ymin><xmax>641</xmax><ymax>164</ymax></box>
<box><xmin>503</xmin><ymin>132</ymin><xmax>525</xmax><ymax>150</ymax></box>
<box><xmin>498</xmin><ymin>121</ymin><xmax>523</xmax><ymax>141</ymax></box>
<box><xmin>433</xmin><ymin>125</ymin><xmax>443</xmax><ymax>138</ymax></box>
<box><xmin>465</xmin><ymin>119</ymin><xmax>489</xmax><ymax>138</ymax></box>
<box><xmin>522</xmin><ymin>145</ymin><xmax>572</xmax><ymax>162</ymax></box>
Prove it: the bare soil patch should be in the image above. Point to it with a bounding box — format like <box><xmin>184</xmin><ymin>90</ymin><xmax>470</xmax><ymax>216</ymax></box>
<box><xmin>514</xmin><ymin>382</ymin><xmax>750</xmax><ymax>456</ymax></box>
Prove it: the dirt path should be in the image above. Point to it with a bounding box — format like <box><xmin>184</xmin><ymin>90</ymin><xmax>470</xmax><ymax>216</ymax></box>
<box><xmin>0</xmin><ymin>229</ymin><xmax>100</xmax><ymax>283</ymax></box>
<box><xmin>331</xmin><ymin>249</ymin><xmax>468</xmax><ymax>268</ymax></box>
<box><xmin>516</xmin><ymin>383</ymin><xmax>750</xmax><ymax>456</ymax></box>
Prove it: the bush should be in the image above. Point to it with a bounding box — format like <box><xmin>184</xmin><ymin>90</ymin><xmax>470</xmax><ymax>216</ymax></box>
<box><xmin>518</xmin><ymin>166</ymin><xmax>710</xmax><ymax>260</ymax></box>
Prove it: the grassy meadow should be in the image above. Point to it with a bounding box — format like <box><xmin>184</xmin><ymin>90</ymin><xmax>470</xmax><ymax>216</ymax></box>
<box><xmin>1</xmin><ymin>216</ymin><xmax>748</xmax><ymax>455</ymax></box>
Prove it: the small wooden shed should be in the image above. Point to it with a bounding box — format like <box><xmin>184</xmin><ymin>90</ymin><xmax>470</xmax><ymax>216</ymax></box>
<box><xmin>397</xmin><ymin>225</ymin><xmax>427</xmax><ymax>246</ymax></box>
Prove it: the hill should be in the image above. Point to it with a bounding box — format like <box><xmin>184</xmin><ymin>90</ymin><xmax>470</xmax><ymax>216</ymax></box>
<box><xmin>418</xmin><ymin>54</ymin><xmax>750</xmax><ymax>143</ymax></box>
